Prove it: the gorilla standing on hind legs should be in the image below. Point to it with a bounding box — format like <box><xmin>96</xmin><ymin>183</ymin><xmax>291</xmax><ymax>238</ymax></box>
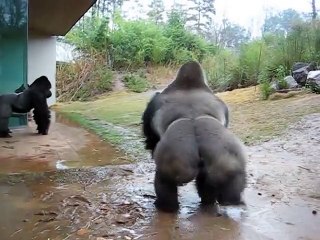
<box><xmin>0</xmin><ymin>76</ymin><xmax>52</xmax><ymax>138</ymax></box>
<box><xmin>142</xmin><ymin>61</ymin><xmax>247</xmax><ymax>212</ymax></box>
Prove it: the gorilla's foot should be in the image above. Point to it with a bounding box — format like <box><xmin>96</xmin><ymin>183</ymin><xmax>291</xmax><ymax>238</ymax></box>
<box><xmin>0</xmin><ymin>132</ymin><xmax>12</xmax><ymax>138</ymax></box>
<box><xmin>155</xmin><ymin>198</ymin><xmax>179</xmax><ymax>212</ymax></box>
<box><xmin>154</xmin><ymin>171</ymin><xmax>179</xmax><ymax>212</ymax></box>
<box><xmin>37</xmin><ymin>127</ymin><xmax>49</xmax><ymax>135</ymax></box>
<box><xmin>218</xmin><ymin>196</ymin><xmax>245</xmax><ymax>206</ymax></box>
<box><xmin>196</xmin><ymin>171</ymin><xmax>217</xmax><ymax>206</ymax></box>
<box><xmin>217</xmin><ymin>173</ymin><xmax>246</xmax><ymax>206</ymax></box>
<box><xmin>199</xmin><ymin>198</ymin><xmax>217</xmax><ymax>206</ymax></box>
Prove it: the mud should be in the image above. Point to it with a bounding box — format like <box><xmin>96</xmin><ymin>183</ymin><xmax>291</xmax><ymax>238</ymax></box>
<box><xmin>0</xmin><ymin>113</ymin><xmax>319</xmax><ymax>240</ymax></box>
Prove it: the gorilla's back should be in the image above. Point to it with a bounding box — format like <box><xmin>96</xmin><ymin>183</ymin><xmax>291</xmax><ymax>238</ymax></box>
<box><xmin>153</xmin><ymin>90</ymin><xmax>228</xmax><ymax>136</ymax></box>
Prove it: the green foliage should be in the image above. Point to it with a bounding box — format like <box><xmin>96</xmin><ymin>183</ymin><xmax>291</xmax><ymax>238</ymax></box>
<box><xmin>111</xmin><ymin>17</ymin><xmax>170</xmax><ymax>68</ymax></box>
<box><xmin>203</xmin><ymin>49</ymin><xmax>239</xmax><ymax>91</ymax></box>
<box><xmin>66</xmin><ymin>16</ymin><xmax>110</xmax><ymax>53</ymax></box>
<box><xmin>275</xmin><ymin>65</ymin><xmax>288</xmax><ymax>89</ymax></box>
<box><xmin>260</xmin><ymin>81</ymin><xmax>273</xmax><ymax>100</ymax></box>
<box><xmin>66</xmin><ymin>12</ymin><xmax>213</xmax><ymax>69</ymax></box>
<box><xmin>306</xmin><ymin>80</ymin><xmax>320</xmax><ymax>93</ymax></box>
<box><xmin>123</xmin><ymin>72</ymin><xmax>150</xmax><ymax>93</ymax></box>
<box><xmin>61</xmin><ymin>6</ymin><xmax>320</xmax><ymax>101</ymax></box>
<box><xmin>163</xmin><ymin>10</ymin><xmax>211</xmax><ymax>63</ymax></box>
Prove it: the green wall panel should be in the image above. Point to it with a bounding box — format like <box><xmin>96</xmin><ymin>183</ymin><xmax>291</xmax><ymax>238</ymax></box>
<box><xmin>0</xmin><ymin>0</ymin><xmax>28</xmax><ymax>128</ymax></box>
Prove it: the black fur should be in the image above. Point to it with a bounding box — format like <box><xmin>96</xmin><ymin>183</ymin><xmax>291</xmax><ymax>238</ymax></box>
<box><xmin>142</xmin><ymin>92</ymin><xmax>162</xmax><ymax>156</ymax></box>
<box><xmin>0</xmin><ymin>76</ymin><xmax>52</xmax><ymax>137</ymax></box>
<box><xmin>142</xmin><ymin>61</ymin><xmax>246</xmax><ymax>212</ymax></box>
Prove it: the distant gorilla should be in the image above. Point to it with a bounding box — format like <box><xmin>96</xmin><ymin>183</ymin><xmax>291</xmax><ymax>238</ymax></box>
<box><xmin>0</xmin><ymin>76</ymin><xmax>52</xmax><ymax>138</ymax></box>
<box><xmin>142</xmin><ymin>61</ymin><xmax>247</xmax><ymax>212</ymax></box>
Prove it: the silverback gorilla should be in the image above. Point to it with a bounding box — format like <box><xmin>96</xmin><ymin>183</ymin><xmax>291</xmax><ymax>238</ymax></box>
<box><xmin>142</xmin><ymin>61</ymin><xmax>247</xmax><ymax>212</ymax></box>
<box><xmin>0</xmin><ymin>76</ymin><xmax>52</xmax><ymax>138</ymax></box>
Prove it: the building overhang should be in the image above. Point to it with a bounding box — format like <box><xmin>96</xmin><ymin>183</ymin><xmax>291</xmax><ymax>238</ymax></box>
<box><xmin>29</xmin><ymin>0</ymin><xmax>96</xmax><ymax>36</ymax></box>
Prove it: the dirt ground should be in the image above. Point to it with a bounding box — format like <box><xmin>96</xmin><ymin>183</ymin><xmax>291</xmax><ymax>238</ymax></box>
<box><xmin>0</xmin><ymin>106</ymin><xmax>319</xmax><ymax>239</ymax></box>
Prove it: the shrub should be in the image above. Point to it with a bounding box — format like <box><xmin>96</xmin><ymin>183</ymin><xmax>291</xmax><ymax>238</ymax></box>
<box><xmin>202</xmin><ymin>49</ymin><xmax>240</xmax><ymax>91</ymax></box>
<box><xmin>123</xmin><ymin>72</ymin><xmax>150</xmax><ymax>93</ymax></box>
<box><xmin>260</xmin><ymin>81</ymin><xmax>273</xmax><ymax>100</ymax></box>
<box><xmin>56</xmin><ymin>55</ymin><xmax>113</xmax><ymax>102</ymax></box>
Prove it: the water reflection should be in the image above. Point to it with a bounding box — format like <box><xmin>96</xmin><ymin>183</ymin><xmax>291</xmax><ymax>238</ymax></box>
<box><xmin>0</xmin><ymin>0</ymin><xmax>28</xmax><ymax>31</ymax></box>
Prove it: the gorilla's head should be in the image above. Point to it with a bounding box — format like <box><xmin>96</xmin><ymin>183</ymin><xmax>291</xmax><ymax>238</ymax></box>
<box><xmin>163</xmin><ymin>61</ymin><xmax>210</xmax><ymax>94</ymax></box>
<box><xmin>29</xmin><ymin>76</ymin><xmax>52</xmax><ymax>98</ymax></box>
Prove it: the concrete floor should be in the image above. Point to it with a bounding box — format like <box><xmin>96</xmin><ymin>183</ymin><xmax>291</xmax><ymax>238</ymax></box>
<box><xmin>0</xmin><ymin>112</ymin><xmax>124</xmax><ymax>174</ymax></box>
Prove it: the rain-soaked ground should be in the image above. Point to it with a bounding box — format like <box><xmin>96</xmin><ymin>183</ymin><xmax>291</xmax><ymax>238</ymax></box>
<box><xmin>0</xmin><ymin>112</ymin><xmax>319</xmax><ymax>240</ymax></box>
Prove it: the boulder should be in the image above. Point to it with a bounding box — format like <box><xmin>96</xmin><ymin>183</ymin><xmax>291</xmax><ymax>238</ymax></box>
<box><xmin>292</xmin><ymin>62</ymin><xmax>309</xmax><ymax>72</ymax></box>
<box><xmin>270</xmin><ymin>80</ymin><xmax>279</xmax><ymax>91</ymax></box>
<box><xmin>292</xmin><ymin>67</ymin><xmax>309</xmax><ymax>86</ymax></box>
<box><xmin>284</xmin><ymin>76</ymin><xmax>299</xmax><ymax>89</ymax></box>
<box><xmin>292</xmin><ymin>62</ymin><xmax>317</xmax><ymax>72</ymax></box>
<box><xmin>306</xmin><ymin>70</ymin><xmax>320</xmax><ymax>93</ymax></box>
<box><xmin>292</xmin><ymin>62</ymin><xmax>317</xmax><ymax>86</ymax></box>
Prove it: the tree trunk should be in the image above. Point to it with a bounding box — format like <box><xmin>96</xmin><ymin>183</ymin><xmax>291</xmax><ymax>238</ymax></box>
<box><xmin>312</xmin><ymin>0</ymin><xmax>317</xmax><ymax>20</ymax></box>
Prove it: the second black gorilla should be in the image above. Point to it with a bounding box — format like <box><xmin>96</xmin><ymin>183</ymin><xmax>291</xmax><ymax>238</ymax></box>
<box><xmin>0</xmin><ymin>76</ymin><xmax>52</xmax><ymax>137</ymax></box>
<box><xmin>142</xmin><ymin>61</ymin><xmax>247</xmax><ymax>212</ymax></box>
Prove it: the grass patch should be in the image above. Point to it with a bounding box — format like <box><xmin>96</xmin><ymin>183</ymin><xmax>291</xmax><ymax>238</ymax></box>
<box><xmin>56</xmin><ymin>91</ymin><xmax>149</xmax><ymax>126</ymax></box>
<box><xmin>59</xmin><ymin>112</ymin><xmax>123</xmax><ymax>145</ymax></box>
<box><xmin>56</xmin><ymin>86</ymin><xmax>320</xmax><ymax>145</ymax></box>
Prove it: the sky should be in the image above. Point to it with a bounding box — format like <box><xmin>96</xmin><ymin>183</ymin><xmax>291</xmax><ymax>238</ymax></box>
<box><xmin>214</xmin><ymin>0</ymin><xmax>311</xmax><ymax>36</ymax></box>
<box><xmin>123</xmin><ymin>0</ymin><xmax>313</xmax><ymax>37</ymax></box>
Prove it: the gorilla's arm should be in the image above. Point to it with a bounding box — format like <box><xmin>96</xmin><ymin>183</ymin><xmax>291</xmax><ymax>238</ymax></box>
<box><xmin>32</xmin><ymin>93</ymin><xmax>50</xmax><ymax>135</ymax></box>
<box><xmin>142</xmin><ymin>92</ymin><xmax>162</xmax><ymax>154</ymax></box>
<box><xmin>0</xmin><ymin>96</ymin><xmax>14</xmax><ymax>137</ymax></box>
<box><xmin>222</xmin><ymin>101</ymin><xmax>229</xmax><ymax>127</ymax></box>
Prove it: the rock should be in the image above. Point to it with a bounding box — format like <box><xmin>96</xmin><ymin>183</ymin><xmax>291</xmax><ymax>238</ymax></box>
<box><xmin>284</xmin><ymin>76</ymin><xmax>299</xmax><ymax>89</ymax></box>
<box><xmin>270</xmin><ymin>81</ymin><xmax>279</xmax><ymax>91</ymax></box>
<box><xmin>292</xmin><ymin>62</ymin><xmax>317</xmax><ymax>86</ymax></box>
<box><xmin>292</xmin><ymin>62</ymin><xmax>309</xmax><ymax>72</ymax></box>
<box><xmin>292</xmin><ymin>67</ymin><xmax>309</xmax><ymax>86</ymax></box>
<box><xmin>306</xmin><ymin>70</ymin><xmax>320</xmax><ymax>93</ymax></box>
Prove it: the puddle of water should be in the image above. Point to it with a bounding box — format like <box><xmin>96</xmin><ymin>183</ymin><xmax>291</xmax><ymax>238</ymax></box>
<box><xmin>0</xmin><ymin>166</ymin><xmax>319</xmax><ymax>240</ymax></box>
<box><xmin>0</xmin><ymin>112</ymin><xmax>129</xmax><ymax>174</ymax></box>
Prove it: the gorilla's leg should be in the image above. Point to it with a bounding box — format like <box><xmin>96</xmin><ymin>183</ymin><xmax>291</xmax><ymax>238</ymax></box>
<box><xmin>0</xmin><ymin>118</ymin><xmax>11</xmax><ymax>138</ymax></box>
<box><xmin>195</xmin><ymin>117</ymin><xmax>247</xmax><ymax>206</ymax></box>
<box><xmin>217</xmin><ymin>173</ymin><xmax>246</xmax><ymax>205</ymax></box>
<box><xmin>153</xmin><ymin>119</ymin><xmax>200</xmax><ymax>212</ymax></box>
<box><xmin>33</xmin><ymin>99</ymin><xmax>50</xmax><ymax>135</ymax></box>
<box><xmin>154</xmin><ymin>170</ymin><xmax>179</xmax><ymax>212</ymax></box>
<box><xmin>195</xmin><ymin>170</ymin><xmax>217</xmax><ymax>205</ymax></box>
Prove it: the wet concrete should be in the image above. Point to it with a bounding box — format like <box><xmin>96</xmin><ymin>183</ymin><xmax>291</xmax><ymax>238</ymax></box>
<box><xmin>0</xmin><ymin>113</ymin><xmax>319</xmax><ymax>240</ymax></box>
<box><xmin>0</xmin><ymin>113</ymin><xmax>128</xmax><ymax>174</ymax></box>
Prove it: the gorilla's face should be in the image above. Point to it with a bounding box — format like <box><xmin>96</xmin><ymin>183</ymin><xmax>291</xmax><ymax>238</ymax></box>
<box><xmin>46</xmin><ymin>91</ymin><xmax>52</xmax><ymax>98</ymax></box>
